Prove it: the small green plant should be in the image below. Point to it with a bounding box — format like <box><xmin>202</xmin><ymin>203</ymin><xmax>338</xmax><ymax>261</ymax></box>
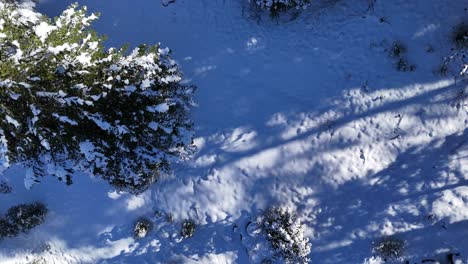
<box><xmin>373</xmin><ymin>236</ymin><xmax>405</xmax><ymax>260</ymax></box>
<box><xmin>181</xmin><ymin>219</ymin><xmax>196</xmax><ymax>238</ymax></box>
<box><xmin>133</xmin><ymin>217</ymin><xmax>153</xmax><ymax>239</ymax></box>
<box><xmin>0</xmin><ymin>202</ymin><xmax>47</xmax><ymax>238</ymax></box>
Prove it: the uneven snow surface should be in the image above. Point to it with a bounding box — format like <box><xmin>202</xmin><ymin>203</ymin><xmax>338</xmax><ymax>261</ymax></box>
<box><xmin>1</xmin><ymin>0</ymin><xmax>467</xmax><ymax>263</ymax></box>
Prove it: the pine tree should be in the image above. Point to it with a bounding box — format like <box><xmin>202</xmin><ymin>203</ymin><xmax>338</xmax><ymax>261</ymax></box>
<box><xmin>259</xmin><ymin>206</ymin><xmax>311</xmax><ymax>264</ymax></box>
<box><xmin>0</xmin><ymin>2</ymin><xmax>195</xmax><ymax>193</ymax></box>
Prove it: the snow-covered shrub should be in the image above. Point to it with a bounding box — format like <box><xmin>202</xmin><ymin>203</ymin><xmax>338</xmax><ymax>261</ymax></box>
<box><xmin>372</xmin><ymin>236</ymin><xmax>405</xmax><ymax>261</ymax></box>
<box><xmin>253</xmin><ymin>0</ymin><xmax>310</xmax><ymax>11</ymax></box>
<box><xmin>0</xmin><ymin>3</ymin><xmax>195</xmax><ymax>193</ymax></box>
<box><xmin>258</xmin><ymin>206</ymin><xmax>311</xmax><ymax>264</ymax></box>
<box><xmin>0</xmin><ymin>202</ymin><xmax>47</xmax><ymax>238</ymax></box>
<box><xmin>181</xmin><ymin>219</ymin><xmax>196</xmax><ymax>238</ymax></box>
<box><xmin>133</xmin><ymin>217</ymin><xmax>153</xmax><ymax>239</ymax></box>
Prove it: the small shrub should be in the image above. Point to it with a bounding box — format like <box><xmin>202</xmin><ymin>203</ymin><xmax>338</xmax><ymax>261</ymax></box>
<box><xmin>390</xmin><ymin>41</ymin><xmax>407</xmax><ymax>57</ymax></box>
<box><xmin>373</xmin><ymin>236</ymin><xmax>405</xmax><ymax>260</ymax></box>
<box><xmin>181</xmin><ymin>219</ymin><xmax>196</xmax><ymax>238</ymax></box>
<box><xmin>452</xmin><ymin>23</ymin><xmax>468</xmax><ymax>49</ymax></box>
<box><xmin>395</xmin><ymin>58</ymin><xmax>408</xmax><ymax>71</ymax></box>
<box><xmin>379</xmin><ymin>17</ymin><xmax>389</xmax><ymax>24</ymax></box>
<box><xmin>0</xmin><ymin>202</ymin><xmax>47</xmax><ymax>238</ymax></box>
<box><xmin>258</xmin><ymin>206</ymin><xmax>311</xmax><ymax>264</ymax></box>
<box><xmin>253</xmin><ymin>0</ymin><xmax>310</xmax><ymax>11</ymax></box>
<box><xmin>0</xmin><ymin>181</ymin><xmax>12</xmax><ymax>194</ymax></box>
<box><xmin>395</xmin><ymin>58</ymin><xmax>416</xmax><ymax>72</ymax></box>
<box><xmin>133</xmin><ymin>217</ymin><xmax>153</xmax><ymax>239</ymax></box>
<box><xmin>436</xmin><ymin>63</ymin><xmax>449</xmax><ymax>76</ymax></box>
<box><xmin>388</xmin><ymin>41</ymin><xmax>416</xmax><ymax>72</ymax></box>
<box><xmin>426</xmin><ymin>45</ymin><xmax>435</xmax><ymax>53</ymax></box>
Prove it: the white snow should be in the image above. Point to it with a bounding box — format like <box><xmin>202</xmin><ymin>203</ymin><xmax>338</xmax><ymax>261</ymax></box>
<box><xmin>5</xmin><ymin>115</ymin><xmax>20</xmax><ymax>128</ymax></box>
<box><xmin>48</xmin><ymin>43</ymin><xmax>79</xmax><ymax>54</ymax></box>
<box><xmin>148</xmin><ymin>121</ymin><xmax>159</xmax><ymax>130</ymax></box>
<box><xmin>75</xmin><ymin>52</ymin><xmax>92</xmax><ymax>65</ymax></box>
<box><xmin>140</xmin><ymin>79</ymin><xmax>153</xmax><ymax>89</ymax></box>
<box><xmin>146</xmin><ymin>103</ymin><xmax>170</xmax><ymax>113</ymax></box>
<box><xmin>53</xmin><ymin>114</ymin><xmax>78</xmax><ymax>126</ymax></box>
<box><xmin>34</xmin><ymin>21</ymin><xmax>56</xmax><ymax>42</ymax></box>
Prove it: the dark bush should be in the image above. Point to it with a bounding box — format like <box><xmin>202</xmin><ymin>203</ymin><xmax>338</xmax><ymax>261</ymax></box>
<box><xmin>390</xmin><ymin>41</ymin><xmax>407</xmax><ymax>57</ymax></box>
<box><xmin>181</xmin><ymin>219</ymin><xmax>196</xmax><ymax>238</ymax></box>
<box><xmin>0</xmin><ymin>202</ymin><xmax>47</xmax><ymax>238</ymax></box>
<box><xmin>452</xmin><ymin>23</ymin><xmax>468</xmax><ymax>49</ymax></box>
<box><xmin>254</xmin><ymin>0</ymin><xmax>310</xmax><ymax>12</ymax></box>
<box><xmin>373</xmin><ymin>236</ymin><xmax>405</xmax><ymax>260</ymax></box>
<box><xmin>388</xmin><ymin>41</ymin><xmax>416</xmax><ymax>72</ymax></box>
<box><xmin>133</xmin><ymin>217</ymin><xmax>153</xmax><ymax>239</ymax></box>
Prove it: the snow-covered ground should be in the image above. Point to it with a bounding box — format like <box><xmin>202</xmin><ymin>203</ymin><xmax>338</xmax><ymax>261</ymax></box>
<box><xmin>1</xmin><ymin>0</ymin><xmax>467</xmax><ymax>263</ymax></box>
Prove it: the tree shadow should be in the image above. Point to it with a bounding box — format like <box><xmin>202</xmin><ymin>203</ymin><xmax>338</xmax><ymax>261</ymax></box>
<box><xmin>309</xmin><ymin>128</ymin><xmax>468</xmax><ymax>263</ymax></box>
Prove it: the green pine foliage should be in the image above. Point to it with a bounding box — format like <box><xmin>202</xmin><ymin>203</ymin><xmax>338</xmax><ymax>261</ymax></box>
<box><xmin>0</xmin><ymin>2</ymin><xmax>195</xmax><ymax>193</ymax></box>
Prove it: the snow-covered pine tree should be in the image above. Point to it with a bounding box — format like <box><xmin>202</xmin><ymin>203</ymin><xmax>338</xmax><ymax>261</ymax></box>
<box><xmin>259</xmin><ymin>206</ymin><xmax>311</xmax><ymax>264</ymax></box>
<box><xmin>0</xmin><ymin>2</ymin><xmax>195</xmax><ymax>193</ymax></box>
